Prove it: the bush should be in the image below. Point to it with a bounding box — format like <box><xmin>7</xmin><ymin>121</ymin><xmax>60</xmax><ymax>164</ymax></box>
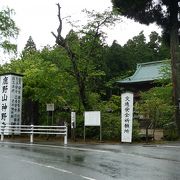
<box><xmin>163</xmin><ymin>122</ymin><xmax>179</xmax><ymax>140</ymax></box>
<box><xmin>132</xmin><ymin>120</ymin><xmax>141</xmax><ymax>141</ymax></box>
<box><xmin>101</xmin><ymin>113</ymin><xmax>120</xmax><ymax>140</ymax></box>
<box><xmin>74</xmin><ymin>112</ymin><xmax>140</xmax><ymax>142</ymax></box>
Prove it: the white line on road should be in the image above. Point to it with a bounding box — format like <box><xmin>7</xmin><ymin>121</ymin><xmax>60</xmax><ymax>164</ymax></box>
<box><xmin>80</xmin><ymin>175</ymin><xmax>97</xmax><ymax>180</ymax></box>
<box><xmin>156</xmin><ymin>145</ymin><xmax>180</xmax><ymax>149</ymax></box>
<box><xmin>21</xmin><ymin>160</ymin><xmax>45</xmax><ymax>167</ymax></box>
<box><xmin>143</xmin><ymin>144</ymin><xmax>180</xmax><ymax>149</ymax></box>
<box><xmin>21</xmin><ymin>160</ymin><xmax>72</xmax><ymax>174</ymax></box>
<box><xmin>46</xmin><ymin>165</ymin><xmax>73</xmax><ymax>174</ymax></box>
<box><xmin>21</xmin><ymin>159</ymin><xmax>97</xmax><ymax>180</ymax></box>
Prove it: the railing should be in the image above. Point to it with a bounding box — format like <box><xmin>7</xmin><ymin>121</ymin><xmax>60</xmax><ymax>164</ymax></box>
<box><xmin>0</xmin><ymin>124</ymin><xmax>68</xmax><ymax>145</ymax></box>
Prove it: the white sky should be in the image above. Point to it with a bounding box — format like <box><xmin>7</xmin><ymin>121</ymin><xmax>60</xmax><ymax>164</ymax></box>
<box><xmin>1</xmin><ymin>0</ymin><xmax>161</xmax><ymax>58</ymax></box>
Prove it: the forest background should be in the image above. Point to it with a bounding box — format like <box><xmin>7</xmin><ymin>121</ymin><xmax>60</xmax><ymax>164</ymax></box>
<box><xmin>0</xmin><ymin>6</ymin><xmax>176</xmax><ymax>141</ymax></box>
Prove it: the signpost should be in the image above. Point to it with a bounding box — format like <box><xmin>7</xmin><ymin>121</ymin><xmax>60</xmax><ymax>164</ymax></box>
<box><xmin>71</xmin><ymin>112</ymin><xmax>76</xmax><ymax>128</ymax></box>
<box><xmin>46</xmin><ymin>104</ymin><xmax>54</xmax><ymax>111</ymax></box>
<box><xmin>0</xmin><ymin>73</ymin><xmax>23</xmax><ymax>135</ymax></box>
<box><xmin>71</xmin><ymin>111</ymin><xmax>76</xmax><ymax>140</ymax></box>
<box><xmin>121</xmin><ymin>92</ymin><xmax>134</xmax><ymax>143</ymax></box>
<box><xmin>46</xmin><ymin>103</ymin><xmax>54</xmax><ymax>125</ymax></box>
<box><xmin>84</xmin><ymin>111</ymin><xmax>101</xmax><ymax>141</ymax></box>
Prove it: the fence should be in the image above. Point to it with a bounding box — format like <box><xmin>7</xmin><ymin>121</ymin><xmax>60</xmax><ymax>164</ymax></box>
<box><xmin>0</xmin><ymin>124</ymin><xmax>68</xmax><ymax>145</ymax></box>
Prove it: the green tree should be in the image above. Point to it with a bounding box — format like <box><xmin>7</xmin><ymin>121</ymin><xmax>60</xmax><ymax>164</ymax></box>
<box><xmin>1</xmin><ymin>44</ymin><xmax>79</xmax><ymax>125</ymax></box>
<box><xmin>52</xmin><ymin>3</ymin><xmax>120</xmax><ymax>110</ymax></box>
<box><xmin>112</xmin><ymin>0</ymin><xmax>180</xmax><ymax>135</ymax></box>
<box><xmin>123</xmin><ymin>31</ymin><xmax>151</xmax><ymax>66</ymax></box>
<box><xmin>147</xmin><ymin>31</ymin><xmax>170</xmax><ymax>61</ymax></box>
<box><xmin>103</xmin><ymin>31</ymin><xmax>170</xmax><ymax>99</ymax></box>
<box><xmin>104</xmin><ymin>40</ymin><xmax>130</xmax><ymax>79</ymax></box>
<box><xmin>0</xmin><ymin>7</ymin><xmax>19</xmax><ymax>53</ymax></box>
<box><xmin>136</xmin><ymin>85</ymin><xmax>174</xmax><ymax>142</ymax></box>
<box><xmin>111</xmin><ymin>31</ymin><xmax>170</xmax><ymax>70</ymax></box>
<box><xmin>22</xmin><ymin>36</ymin><xmax>37</xmax><ymax>56</ymax></box>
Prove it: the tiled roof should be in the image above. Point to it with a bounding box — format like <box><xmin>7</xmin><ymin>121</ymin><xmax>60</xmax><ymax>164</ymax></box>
<box><xmin>117</xmin><ymin>60</ymin><xmax>169</xmax><ymax>84</ymax></box>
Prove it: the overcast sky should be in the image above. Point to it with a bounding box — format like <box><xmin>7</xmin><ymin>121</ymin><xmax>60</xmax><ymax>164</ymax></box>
<box><xmin>1</xmin><ymin>0</ymin><xmax>161</xmax><ymax>55</ymax></box>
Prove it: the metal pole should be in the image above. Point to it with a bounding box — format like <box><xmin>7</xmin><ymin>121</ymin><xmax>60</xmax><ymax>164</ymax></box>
<box><xmin>47</xmin><ymin>112</ymin><xmax>48</xmax><ymax>125</ymax></box>
<box><xmin>52</xmin><ymin>111</ymin><xmax>53</xmax><ymax>125</ymax></box>
<box><xmin>100</xmin><ymin>123</ymin><xmax>102</xmax><ymax>142</ymax></box>
<box><xmin>30</xmin><ymin>124</ymin><xmax>34</xmax><ymax>143</ymax></box>
<box><xmin>84</xmin><ymin>125</ymin><xmax>86</xmax><ymax>142</ymax></box>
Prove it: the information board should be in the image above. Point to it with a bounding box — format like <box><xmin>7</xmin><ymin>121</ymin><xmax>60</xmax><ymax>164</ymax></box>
<box><xmin>84</xmin><ymin>111</ymin><xmax>101</xmax><ymax>126</ymax></box>
<box><xmin>46</xmin><ymin>104</ymin><xmax>54</xmax><ymax>111</ymax></box>
<box><xmin>84</xmin><ymin>111</ymin><xmax>101</xmax><ymax>141</ymax></box>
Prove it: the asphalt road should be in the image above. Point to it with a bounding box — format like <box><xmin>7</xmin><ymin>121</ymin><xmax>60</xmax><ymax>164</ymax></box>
<box><xmin>0</xmin><ymin>142</ymin><xmax>180</xmax><ymax>180</ymax></box>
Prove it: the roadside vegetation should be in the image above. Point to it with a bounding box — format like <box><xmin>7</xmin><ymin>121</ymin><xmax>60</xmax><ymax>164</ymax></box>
<box><xmin>0</xmin><ymin>5</ymin><xmax>177</xmax><ymax>142</ymax></box>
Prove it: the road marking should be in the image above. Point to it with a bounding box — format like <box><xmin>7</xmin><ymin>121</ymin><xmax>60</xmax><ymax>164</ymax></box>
<box><xmin>46</xmin><ymin>165</ymin><xmax>72</xmax><ymax>174</ymax></box>
<box><xmin>21</xmin><ymin>159</ymin><xmax>96</xmax><ymax>180</ymax></box>
<box><xmin>21</xmin><ymin>160</ymin><xmax>44</xmax><ymax>166</ymax></box>
<box><xmin>80</xmin><ymin>175</ymin><xmax>97</xmax><ymax>180</ymax></box>
<box><xmin>156</xmin><ymin>145</ymin><xmax>180</xmax><ymax>149</ymax></box>
<box><xmin>144</xmin><ymin>145</ymin><xmax>180</xmax><ymax>149</ymax></box>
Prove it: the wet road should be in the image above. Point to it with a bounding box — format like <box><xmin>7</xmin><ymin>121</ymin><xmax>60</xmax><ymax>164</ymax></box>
<box><xmin>0</xmin><ymin>142</ymin><xmax>180</xmax><ymax>180</ymax></box>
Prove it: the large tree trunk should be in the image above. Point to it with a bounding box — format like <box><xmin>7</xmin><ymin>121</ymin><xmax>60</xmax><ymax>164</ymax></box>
<box><xmin>170</xmin><ymin>1</ymin><xmax>180</xmax><ymax>135</ymax></box>
<box><xmin>68</xmin><ymin>51</ymin><xmax>91</xmax><ymax>110</ymax></box>
<box><xmin>52</xmin><ymin>3</ymin><xmax>91</xmax><ymax>111</ymax></box>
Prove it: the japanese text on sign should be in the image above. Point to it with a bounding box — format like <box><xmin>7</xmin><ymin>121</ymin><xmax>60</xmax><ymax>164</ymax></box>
<box><xmin>121</xmin><ymin>92</ymin><xmax>133</xmax><ymax>143</ymax></box>
<box><xmin>0</xmin><ymin>74</ymin><xmax>23</xmax><ymax>134</ymax></box>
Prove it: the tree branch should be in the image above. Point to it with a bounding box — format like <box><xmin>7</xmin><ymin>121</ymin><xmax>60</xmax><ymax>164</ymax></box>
<box><xmin>57</xmin><ymin>3</ymin><xmax>62</xmax><ymax>36</ymax></box>
<box><xmin>51</xmin><ymin>32</ymin><xmax>57</xmax><ymax>39</ymax></box>
<box><xmin>51</xmin><ymin>3</ymin><xmax>66</xmax><ymax>46</ymax></box>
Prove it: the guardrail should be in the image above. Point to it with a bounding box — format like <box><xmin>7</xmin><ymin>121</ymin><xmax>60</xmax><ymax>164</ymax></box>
<box><xmin>0</xmin><ymin>124</ymin><xmax>68</xmax><ymax>145</ymax></box>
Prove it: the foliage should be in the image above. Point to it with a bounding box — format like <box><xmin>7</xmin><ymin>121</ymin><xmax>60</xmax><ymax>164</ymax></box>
<box><xmin>104</xmin><ymin>31</ymin><xmax>170</xmax><ymax>80</ymax></box>
<box><xmin>52</xmin><ymin>5</ymin><xmax>121</xmax><ymax>110</ymax></box>
<box><xmin>101</xmin><ymin>113</ymin><xmax>120</xmax><ymax>140</ymax></box>
<box><xmin>104</xmin><ymin>41</ymin><xmax>130</xmax><ymax>79</ymax></box>
<box><xmin>0</xmin><ymin>6</ymin><xmax>174</xmax><ymax>140</ymax></box>
<box><xmin>22</xmin><ymin>36</ymin><xmax>37</xmax><ymax>56</ymax></box>
<box><xmin>112</xmin><ymin>0</ymin><xmax>180</xmax><ymax>136</ymax></box>
<box><xmin>0</xmin><ymin>7</ymin><xmax>19</xmax><ymax>53</ymax></box>
<box><xmin>132</xmin><ymin>120</ymin><xmax>140</xmax><ymax>141</ymax></box>
<box><xmin>1</xmin><ymin>45</ymin><xmax>79</xmax><ymax>124</ymax></box>
<box><xmin>136</xmin><ymin>85</ymin><xmax>174</xmax><ymax>130</ymax></box>
<box><xmin>163</xmin><ymin>122</ymin><xmax>179</xmax><ymax>140</ymax></box>
<box><xmin>100</xmin><ymin>95</ymin><xmax>121</xmax><ymax>113</ymax></box>
<box><xmin>123</xmin><ymin>31</ymin><xmax>170</xmax><ymax>67</ymax></box>
<box><xmin>157</xmin><ymin>60</ymin><xmax>172</xmax><ymax>85</ymax></box>
<box><xmin>111</xmin><ymin>0</ymin><xmax>174</xmax><ymax>32</ymax></box>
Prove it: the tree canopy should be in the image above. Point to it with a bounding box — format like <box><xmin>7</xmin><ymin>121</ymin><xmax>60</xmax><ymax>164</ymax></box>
<box><xmin>52</xmin><ymin>4</ymin><xmax>121</xmax><ymax>110</ymax></box>
<box><xmin>0</xmin><ymin>7</ymin><xmax>19</xmax><ymax>53</ymax></box>
<box><xmin>0</xmin><ymin>5</ymin><xmax>175</xmax><ymax>140</ymax></box>
<box><xmin>22</xmin><ymin>36</ymin><xmax>37</xmax><ymax>56</ymax></box>
<box><xmin>112</xmin><ymin>0</ymin><xmax>175</xmax><ymax>33</ymax></box>
<box><xmin>112</xmin><ymin>0</ymin><xmax>180</xmax><ymax>135</ymax></box>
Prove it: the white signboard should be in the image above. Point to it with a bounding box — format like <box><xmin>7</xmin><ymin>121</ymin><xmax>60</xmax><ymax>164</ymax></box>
<box><xmin>46</xmin><ymin>104</ymin><xmax>54</xmax><ymax>111</ymax></box>
<box><xmin>121</xmin><ymin>92</ymin><xmax>134</xmax><ymax>143</ymax></box>
<box><xmin>0</xmin><ymin>74</ymin><xmax>23</xmax><ymax>134</ymax></box>
<box><xmin>84</xmin><ymin>111</ymin><xmax>101</xmax><ymax>126</ymax></box>
<box><xmin>71</xmin><ymin>112</ymin><xmax>76</xmax><ymax>128</ymax></box>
